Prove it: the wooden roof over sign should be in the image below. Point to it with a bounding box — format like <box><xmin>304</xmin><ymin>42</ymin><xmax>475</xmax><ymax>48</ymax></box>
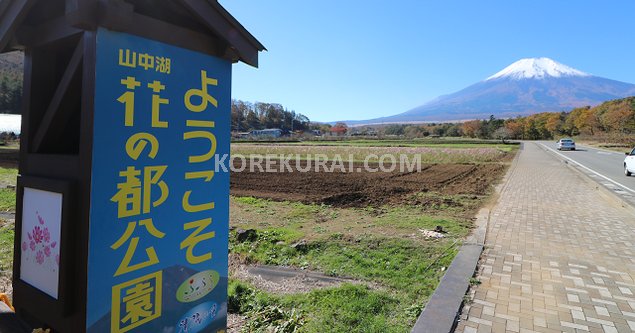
<box><xmin>0</xmin><ymin>0</ymin><xmax>266</xmax><ymax>67</ymax></box>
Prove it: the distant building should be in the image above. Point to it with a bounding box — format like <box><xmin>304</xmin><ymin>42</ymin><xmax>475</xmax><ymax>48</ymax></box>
<box><xmin>327</xmin><ymin>126</ymin><xmax>347</xmax><ymax>137</ymax></box>
<box><xmin>250</xmin><ymin>128</ymin><xmax>283</xmax><ymax>138</ymax></box>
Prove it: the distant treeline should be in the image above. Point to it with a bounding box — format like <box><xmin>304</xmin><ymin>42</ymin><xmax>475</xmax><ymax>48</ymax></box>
<box><xmin>381</xmin><ymin>123</ymin><xmax>461</xmax><ymax>137</ymax></box>
<box><xmin>0</xmin><ymin>77</ymin><xmax>22</xmax><ymax>114</ymax></box>
<box><xmin>231</xmin><ymin>99</ymin><xmax>311</xmax><ymax>132</ymax></box>
<box><xmin>461</xmin><ymin>96</ymin><xmax>635</xmax><ymax>141</ymax></box>
<box><xmin>376</xmin><ymin>97</ymin><xmax>635</xmax><ymax>142</ymax></box>
<box><xmin>0</xmin><ymin>51</ymin><xmax>23</xmax><ymax>114</ymax></box>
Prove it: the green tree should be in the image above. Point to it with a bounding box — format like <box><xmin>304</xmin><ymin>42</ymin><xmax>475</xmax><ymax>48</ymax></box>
<box><xmin>384</xmin><ymin>124</ymin><xmax>405</xmax><ymax>136</ymax></box>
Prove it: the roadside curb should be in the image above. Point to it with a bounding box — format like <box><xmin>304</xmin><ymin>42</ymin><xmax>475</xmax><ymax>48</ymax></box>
<box><xmin>411</xmin><ymin>143</ymin><xmax>522</xmax><ymax>333</ymax></box>
<box><xmin>411</xmin><ymin>243</ymin><xmax>483</xmax><ymax>333</ymax></box>
<box><xmin>537</xmin><ymin>143</ymin><xmax>635</xmax><ymax>216</ymax></box>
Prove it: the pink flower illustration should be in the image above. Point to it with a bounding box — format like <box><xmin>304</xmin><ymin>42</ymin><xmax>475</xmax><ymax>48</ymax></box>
<box><xmin>44</xmin><ymin>246</ymin><xmax>51</xmax><ymax>257</ymax></box>
<box><xmin>51</xmin><ymin>241</ymin><xmax>57</xmax><ymax>249</ymax></box>
<box><xmin>36</xmin><ymin>251</ymin><xmax>44</xmax><ymax>264</ymax></box>
<box><xmin>43</xmin><ymin>228</ymin><xmax>50</xmax><ymax>243</ymax></box>
<box><xmin>27</xmin><ymin>232</ymin><xmax>32</xmax><ymax>240</ymax></box>
<box><xmin>29</xmin><ymin>241</ymin><xmax>35</xmax><ymax>251</ymax></box>
<box><xmin>37</xmin><ymin>212</ymin><xmax>45</xmax><ymax>225</ymax></box>
<box><xmin>32</xmin><ymin>226</ymin><xmax>43</xmax><ymax>244</ymax></box>
<box><xmin>21</xmin><ymin>242</ymin><xmax>26</xmax><ymax>251</ymax></box>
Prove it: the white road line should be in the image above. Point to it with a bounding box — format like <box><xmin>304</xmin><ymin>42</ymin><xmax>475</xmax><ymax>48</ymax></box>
<box><xmin>538</xmin><ymin>143</ymin><xmax>635</xmax><ymax>195</ymax></box>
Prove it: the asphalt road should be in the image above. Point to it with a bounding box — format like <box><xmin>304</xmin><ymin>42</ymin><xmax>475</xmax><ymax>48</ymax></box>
<box><xmin>537</xmin><ymin>141</ymin><xmax>635</xmax><ymax>195</ymax></box>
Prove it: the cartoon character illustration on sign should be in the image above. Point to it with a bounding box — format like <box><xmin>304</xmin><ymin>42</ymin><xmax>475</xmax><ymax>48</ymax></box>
<box><xmin>176</xmin><ymin>270</ymin><xmax>220</xmax><ymax>303</ymax></box>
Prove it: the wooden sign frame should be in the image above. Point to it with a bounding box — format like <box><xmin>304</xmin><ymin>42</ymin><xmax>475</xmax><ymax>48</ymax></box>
<box><xmin>0</xmin><ymin>1</ymin><xmax>264</xmax><ymax>332</ymax></box>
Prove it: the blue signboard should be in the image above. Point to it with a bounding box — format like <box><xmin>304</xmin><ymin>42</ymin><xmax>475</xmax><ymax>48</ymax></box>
<box><xmin>87</xmin><ymin>28</ymin><xmax>231</xmax><ymax>333</ymax></box>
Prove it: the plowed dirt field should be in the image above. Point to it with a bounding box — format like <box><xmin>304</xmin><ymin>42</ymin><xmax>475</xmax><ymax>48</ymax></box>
<box><xmin>230</xmin><ymin>161</ymin><xmax>504</xmax><ymax>208</ymax></box>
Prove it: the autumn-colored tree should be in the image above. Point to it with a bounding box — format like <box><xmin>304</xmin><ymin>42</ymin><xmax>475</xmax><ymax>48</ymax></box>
<box><xmin>504</xmin><ymin>119</ymin><xmax>524</xmax><ymax>139</ymax></box>
<box><xmin>231</xmin><ymin>99</ymin><xmax>311</xmax><ymax>132</ymax></box>
<box><xmin>453</xmin><ymin>97</ymin><xmax>635</xmax><ymax>141</ymax></box>
<box><xmin>461</xmin><ymin>120</ymin><xmax>482</xmax><ymax>138</ymax></box>
<box><xmin>574</xmin><ymin>107</ymin><xmax>601</xmax><ymax>135</ymax></box>
<box><xmin>524</xmin><ymin>120</ymin><xmax>541</xmax><ymax>140</ymax></box>
<box><xmin>565</xmin><ymin>106</ymin><xmax>589</xmax><ymax>136</ymax></box>
<box><xmin>601</xmin><ymin>100</ymin><xmax>635</xmax><ymax>133</ymax></box>
<box><xmin>545</xmin><ymin>113</ymin><xmax>563</xmax><ymax>136</ymax></box>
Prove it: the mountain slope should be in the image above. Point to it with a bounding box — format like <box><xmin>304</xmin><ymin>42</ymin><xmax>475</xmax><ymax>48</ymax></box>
<box><xmin>348</xmin><ymin>58</ymin><xmax>635</xmax><ymax>124</ymax></box>
<box><xmin>486</xmin><ymin>57</ymin><xmax>589</xmax><ymax>80</ymax></box>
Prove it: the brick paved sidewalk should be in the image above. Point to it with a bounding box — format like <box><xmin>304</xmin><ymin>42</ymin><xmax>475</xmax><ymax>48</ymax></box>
<box><xmin>455</xmin><ymin>142</ymin><xmax>635</xmax><ymax>333</ymax></box>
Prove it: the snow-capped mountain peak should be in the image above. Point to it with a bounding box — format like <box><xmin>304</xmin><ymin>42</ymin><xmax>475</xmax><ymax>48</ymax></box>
<box><xmin>486</xmin><ymin>57</ymin><xmax>590</xmax><ymax>81</ymax></box>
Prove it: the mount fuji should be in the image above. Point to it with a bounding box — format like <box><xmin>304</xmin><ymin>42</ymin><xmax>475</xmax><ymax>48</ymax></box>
<box><xmin>349</xmin><ymin>57</ymin><xmax>635</xmax><ymax>124</ymax></box>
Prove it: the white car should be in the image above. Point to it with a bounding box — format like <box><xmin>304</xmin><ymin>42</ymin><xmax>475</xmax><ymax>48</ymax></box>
<box><xmin>557</xmin><ymin>138</ymin><xmax>576</xmax><ymax>151</ymax></box>
<box><xmin>625</xmin><ymin>147</ymin><xmax>635</xmax><ymax>176</ymax></box>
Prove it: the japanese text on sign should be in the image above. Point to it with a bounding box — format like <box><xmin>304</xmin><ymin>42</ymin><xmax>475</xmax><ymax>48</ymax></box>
<box><xmin>119</xmin><ymin>49</ymin><xmax>172</xmax><ymax>74</ymax></box>
<box><xmin>109</xmin><ymin>49</ymin><xmax>220</xmax><ymax>333</ymax></box>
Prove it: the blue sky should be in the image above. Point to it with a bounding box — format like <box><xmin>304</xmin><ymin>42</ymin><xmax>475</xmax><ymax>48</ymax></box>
<box><xmin>219</xmin><ymin>1</ymin><xmax>635</xmax><ymax>122</ymax></box>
